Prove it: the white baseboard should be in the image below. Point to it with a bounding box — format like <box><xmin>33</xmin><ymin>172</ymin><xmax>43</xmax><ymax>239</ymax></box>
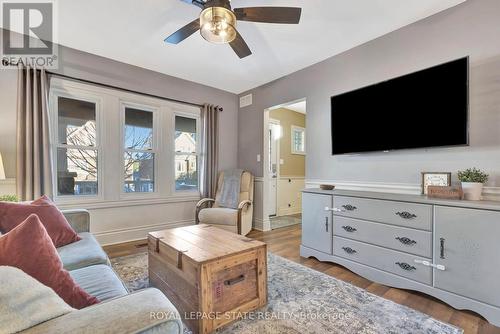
<box><xmin>277</xmin><ymin>207</ymin><xmax>301</xmax><ymax>216</ymax></box>
<box><xmin>306</xmin><ymin>179</ymin><xmax>500</xmax><ymax>201</ymax></box>
<box><xmin>253</xmin><ymin>217</ymin><xmax>271</xmax><ymax>232</ymax></box>
<box><xmin>94</xmin><ymin>219</ymin><xmax>194</xmax><ymax>246</ymax></box>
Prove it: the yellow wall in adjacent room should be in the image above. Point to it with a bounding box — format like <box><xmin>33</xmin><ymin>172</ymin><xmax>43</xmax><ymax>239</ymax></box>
<box><xmin>269</xmin><ymin>108</ymin><xmax>305</xmax><ymax>177</ymax></box>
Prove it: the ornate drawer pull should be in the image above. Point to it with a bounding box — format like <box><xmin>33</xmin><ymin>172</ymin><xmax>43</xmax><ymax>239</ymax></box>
<box><xmin>342</xmin><ymin>226</ymin><xmax>357</xmax><ymax>233</ymax></box>
<box><xmin>395</xmin><ymin>211</ymin><xmax>417</xmax><ymax>219</ymax></box>
<box><xmin>395</xmin><ymin>262</ymin><xmax>416</xmax><ymax>271</ymax></box>
<box><xmin>342</xmin><ymin>247</ymin><xmax>357</xmax><ymax>254</ymax></box>
<box><xmin>342</xmin><ymin>204</ymin><xmax>357</xmax><ymax>211</ymax></box>
<box><xmin>395</xmin><ymin>237</ymin><xmax>417</xmax><ymax>246</ymax></box>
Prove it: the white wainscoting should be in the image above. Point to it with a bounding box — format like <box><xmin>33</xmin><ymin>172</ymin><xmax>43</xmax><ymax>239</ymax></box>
<box><xmin>58</xmin><ymin>198</ymin><xmax>198</xmax><ymax>245</ymax></box>
<box><xmin>277</xmin><ymin>176</ymin><xmax>305</xmax><ymax>216</ymax></box>
<box><xmin>253</xmin><ymin>177</ymin><xmax>270</xmax><ymax>231</ymax></box>
<box><xmin>0</xmin><ymin>178</ymin><xmax>16</xmax><ymax>196</ymax></box>
<box><xmin>306</xmin><ymin>179</ymin><xmax>500</xmax><ymax>201</ymax></box>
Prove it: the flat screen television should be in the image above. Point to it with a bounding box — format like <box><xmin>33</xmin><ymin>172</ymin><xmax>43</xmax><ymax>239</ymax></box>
<box><xmin>331</xmin><ymin>57</ymin><xmax>469</xmax><ymax>155</ymax></box>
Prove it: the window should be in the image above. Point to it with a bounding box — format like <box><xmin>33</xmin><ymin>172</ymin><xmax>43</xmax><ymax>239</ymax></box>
<box><xmin>291</xmin><ymin>126</ymin><xmax>306</xmax><ymax>155</ymax></box>
<box><xmin>175</xmin><ymin>115</ymin><xmax>198</xmax><ymax>191</ymax></box>
<box><xmin>123</xmin><ymin>106</ymin><xmax>155</xmax><ymax>193</ymax></box>
<box><xmin>50</xmin><ymin>78</ymin><xmax>202</xmax><ymax>204</ymax></box>
<box><xmin>55</xmin><ymin>96</ymin><xmax>98</xmax><ymax>196</ymax></box>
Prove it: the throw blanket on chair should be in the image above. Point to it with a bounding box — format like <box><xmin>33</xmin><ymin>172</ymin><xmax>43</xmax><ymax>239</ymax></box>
<box><xmin>219</xmin><ymin>169</ymin><xmax>244</xmax><ymax>209</ymax></box>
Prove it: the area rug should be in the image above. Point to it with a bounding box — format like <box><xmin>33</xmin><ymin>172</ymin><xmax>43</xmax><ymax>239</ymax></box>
<box><xmin>111</xmin><ymin>252</ymin><xmax>463</xmax><ymax>334</ymax></box>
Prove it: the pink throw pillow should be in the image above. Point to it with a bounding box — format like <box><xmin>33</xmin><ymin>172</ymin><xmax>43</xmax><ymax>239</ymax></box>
<box><xmin>0</xmin><ymin>214</ymin><xmax>99</xmax><ymax>309</ymax></box>
<box><xmin>0</xmin><ymin>195</ymin><xmax>81</xmax><ymax>247</ymax></box>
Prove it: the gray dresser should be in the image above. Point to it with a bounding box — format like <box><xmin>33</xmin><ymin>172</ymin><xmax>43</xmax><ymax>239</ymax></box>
<box><xmin>301</xmin><ymin>189</ymin><xmax>500</xmax><ymax>326</ymax></box>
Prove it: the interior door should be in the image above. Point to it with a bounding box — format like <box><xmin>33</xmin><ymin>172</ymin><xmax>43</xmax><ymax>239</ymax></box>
<box><xmin>434</xmin><ymin>206</ymin><xmax>500</xmax><ymax>307</ymax></box>
<box><xmin>268</xmin><ymin>121</ymin><xmax>279</xmax><ymax>217</ymax></box>
<box><xmin>302</xmin><ymin>192</ymin><xmax>333</xmax><ymax>254</ymax></box>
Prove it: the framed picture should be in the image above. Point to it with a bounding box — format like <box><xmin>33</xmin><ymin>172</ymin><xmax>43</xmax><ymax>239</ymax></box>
<box><xmin>421</xmin><ymin>172</ymin><xmax>452</xmax><ymax>195</ymax></box>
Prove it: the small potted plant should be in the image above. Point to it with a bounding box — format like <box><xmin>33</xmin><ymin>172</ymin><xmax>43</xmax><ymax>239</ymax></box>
<box><xmin>457</xmin><ymin>168</ymin><xmax>489</xmax><ymax>201</ymax></box>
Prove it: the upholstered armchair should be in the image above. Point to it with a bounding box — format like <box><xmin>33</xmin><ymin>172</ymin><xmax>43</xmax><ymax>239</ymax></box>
<box><xmin>196</xmin><ymin>171</ymin><xmax>254</xmax><ymax>235</ymax></box>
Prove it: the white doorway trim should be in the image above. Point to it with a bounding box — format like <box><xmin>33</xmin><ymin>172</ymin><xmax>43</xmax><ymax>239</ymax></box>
<box><xmin>268</xmin><ymin>118</ymin><xmax>281</xmax><ymax>217</ymax></box>
<box><xmin>262</xmin><ymin>98</ymin><xmax>306</xmax><ymax>231</ymax></box>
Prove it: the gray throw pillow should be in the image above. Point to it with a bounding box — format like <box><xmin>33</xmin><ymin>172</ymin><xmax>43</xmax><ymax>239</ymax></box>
<box><xmin>0</xmin><ymin>266</ymin><xmax>74</xmax><ymax>334</ymax></box>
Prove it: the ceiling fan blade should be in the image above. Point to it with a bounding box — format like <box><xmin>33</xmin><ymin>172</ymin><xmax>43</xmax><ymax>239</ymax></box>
<box><xmin>234</xmin><ymin>7</ymin><xmax>302</xmax><ymax>24</ymax></box>
<box><xmin>164</xmin><ymin>19</ymin><xmax>200</xmax><ymax>44</ymax></box>
<box><xmin>180</xmin><ymin>0</ymin><xmax>205</xmax><ymax>9</ymax></box>
<box><xmin>229</xmin><ymin>30</ymin><xmax>252</xmax><ymax>59</ymax></box>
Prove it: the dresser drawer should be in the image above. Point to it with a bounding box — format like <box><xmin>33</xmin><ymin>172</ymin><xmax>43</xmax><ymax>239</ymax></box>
<box><xmin>333</xmin><ymin>236</ymin><xmax>432</xmax><ymax>285</ymax></box>
<box><xmin>333</xmin><ymin>216</ymin><xmax>432</xmax><ymax>258</ymax></box>
<box><xmin>333</xmin><ymin>196</ymin><xmax>432</xmax><ymax>231</ymax></box>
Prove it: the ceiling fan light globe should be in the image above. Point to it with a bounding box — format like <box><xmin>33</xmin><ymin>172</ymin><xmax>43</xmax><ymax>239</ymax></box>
<box><xmin>199</xmin><ymin>7</ymin><xmax>237</xmax><ymax>44</ymax></box>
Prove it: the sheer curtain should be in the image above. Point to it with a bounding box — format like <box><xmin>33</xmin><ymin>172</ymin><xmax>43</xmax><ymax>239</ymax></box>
<box><xmin>200</xmin><ymin>104</ymin><xmax>219</xmax><ymax>198</ymax></box>
<box><xmin>16</xmin><ymin>65</ymin><xmax>53</xmax><ymax>200</ymax></box>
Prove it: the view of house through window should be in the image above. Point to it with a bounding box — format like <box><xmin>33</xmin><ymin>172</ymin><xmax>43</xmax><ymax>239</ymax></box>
<box><xmin>56</xmin><ymin>96</ymin><xmax>98</xmax><ymax>196</ymax></box>
<box><xmin>175</xmin><ymin>115</ymin><xmax>198</xmax><ymax>191</ymax></box>
<box><xmin>124</xmin><ymin>107</ymin><xmax>155</xmax><ymax>193</ymax></box>
<box><xmin>51</xmin><ymin>80</ymin><xmax>201</xmax><ymax>201</ymax></box>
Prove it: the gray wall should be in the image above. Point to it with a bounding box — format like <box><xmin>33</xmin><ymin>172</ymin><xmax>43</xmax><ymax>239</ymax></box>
<box><xmin>238</xmin><ymin>0</ymin><xmax>500</xmax><ymax>187</ymax></box>
<box><xmin>0</xmin><ymin>31</ymin><xmax>239</xmax><ymax>178</ymax></box>
<box><xmin>0</xmin><ymin>70</ymin><xmax>17</xmax><ymax>178</ymax></box>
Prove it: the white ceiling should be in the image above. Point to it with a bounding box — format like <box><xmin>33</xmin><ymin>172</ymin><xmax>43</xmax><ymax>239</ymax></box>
<box><xmin>285</xmin><ymin>101</ymin><xmax>306</xmax><ymax>114</ymax></box>
<box><xmin>18</xmin><ymin>0</ymin><xmax>466</xmax><ymax>93</ymax></box>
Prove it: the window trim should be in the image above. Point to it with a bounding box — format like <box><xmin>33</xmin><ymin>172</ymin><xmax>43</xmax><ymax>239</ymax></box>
<box><xmin>49</xmin><ymin>88</ymin><xmax>104</xmax><ymax>204</ymax></box>
<box><xmin>119</xmin><ymin>100</ymin><xmax>160</xmax><ymax>199</ymax></box>
<box><xmin>49</xmin><ymin>77</ymin><xmax>202</xmax><ymax>207</ymax></box>
<box><xmin>173</xmin><ymin>111</ymin><xmax>201</xmax><ymax>195</ymax></box>
<box><xmin>291</xmin><ymin>125</ymin><xmax>306</xmax><ymax>155</ymax></box>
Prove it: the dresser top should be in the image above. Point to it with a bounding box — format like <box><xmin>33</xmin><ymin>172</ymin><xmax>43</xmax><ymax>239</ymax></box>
<box><xmin>303</xmin><ymin>188</ymin><xmax>500</xmax><ymax>211</ymax></box>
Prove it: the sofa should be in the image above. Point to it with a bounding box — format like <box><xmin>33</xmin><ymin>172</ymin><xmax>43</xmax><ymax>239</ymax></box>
<box><xmin>19</xmin><ymin>209</ymin><xmax>183</xmax><ymax>334</ymax></box>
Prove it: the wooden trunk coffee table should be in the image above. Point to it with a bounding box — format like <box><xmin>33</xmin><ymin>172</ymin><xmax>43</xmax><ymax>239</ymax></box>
<box><xmin>148</xmin><ymin>224</ymin><xmax>267</xmax><ymax>334</ymax></box>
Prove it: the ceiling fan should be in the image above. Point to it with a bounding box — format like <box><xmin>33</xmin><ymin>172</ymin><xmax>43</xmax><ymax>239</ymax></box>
<box><xmin>165</xmin><ymin>0</ymin><xmax>302</xmax><ymax>58</ymax></box>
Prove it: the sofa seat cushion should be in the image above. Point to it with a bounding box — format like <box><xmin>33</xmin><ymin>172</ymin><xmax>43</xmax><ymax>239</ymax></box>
<box><xmin>70</xmin><ymin>264</ymin><xmax>128</xmax><ymax>302</ymax></box>
<box><xmin>58</xmin><ymin>232</ymin><xmax>110</xmax><ymax>271</ymax></box>
<box><xmin>198</xmin><ymin>208</ymin><xmax>237</xmax><ymax>226</ymax></box>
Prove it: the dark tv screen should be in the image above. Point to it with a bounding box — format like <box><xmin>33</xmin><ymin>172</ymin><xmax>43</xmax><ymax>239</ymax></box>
<box><xmin>331</xmin><ymin>57</ymin><xmax>469</xmax><ymax>155</ymax></box>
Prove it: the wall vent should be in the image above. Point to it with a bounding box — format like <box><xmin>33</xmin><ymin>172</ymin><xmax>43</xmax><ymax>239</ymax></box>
<box><xmin>239</xmin><ymin>94</ymin><xmax>253</xmax><ymax>108</ymax></box>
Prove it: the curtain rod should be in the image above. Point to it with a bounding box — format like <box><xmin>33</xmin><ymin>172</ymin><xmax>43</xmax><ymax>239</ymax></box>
<box><xmin>2</xmin><ymin>59</ymin><xmax>223</xmax><ymax>112</ymax></box>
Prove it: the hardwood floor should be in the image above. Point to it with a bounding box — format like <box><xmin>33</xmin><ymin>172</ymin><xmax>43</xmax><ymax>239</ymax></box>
<box><xmin>104</xmin><ymin>224</ymin><xmax>500</xmax><ymax>334</ymax></box>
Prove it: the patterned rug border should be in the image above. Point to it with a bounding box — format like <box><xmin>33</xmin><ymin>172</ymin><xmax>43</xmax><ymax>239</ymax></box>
<box><xmin>111</xmin><ymin>251</ymin><xmax>464</xmax><ymax>334</ymax></box>
<box><xmin>264</xmin><ymin>253</ymin><xmax>464</xmax><ymax>334</ymax></box>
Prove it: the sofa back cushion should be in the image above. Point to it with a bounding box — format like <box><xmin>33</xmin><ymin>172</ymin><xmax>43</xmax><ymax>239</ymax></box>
<box><xmin>0</xmin><ymin>195</ymin><xmax>80</xmax><ymax>247</ymax></box>
<box><xmin>0</xmin><ymin>266</ymin><xmax>74</xmax><ymax>333</ymax></box>
<box><xmin>0</xmin><ymin>214</ymin><xmax>99</xmax><ymax>309</ymax></box>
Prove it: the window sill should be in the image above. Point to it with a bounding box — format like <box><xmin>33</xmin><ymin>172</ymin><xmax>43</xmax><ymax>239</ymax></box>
<box><xmin>55</xmin><ymin>195</ymin><xmax>200</xmax><ymax>210</ymax></box>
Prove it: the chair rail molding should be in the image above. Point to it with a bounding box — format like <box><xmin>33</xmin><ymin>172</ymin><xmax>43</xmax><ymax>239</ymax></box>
<box><xmin>305</xmin><ymin>179</ymin><xmax>500</xmax><ymax>201</ymax></box>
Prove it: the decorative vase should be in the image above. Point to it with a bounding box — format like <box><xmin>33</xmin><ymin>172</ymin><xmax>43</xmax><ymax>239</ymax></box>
<box><xmin>461</xmin><ymin>182</ymin><xmax>484</xmax><ymax>201</ymax></box>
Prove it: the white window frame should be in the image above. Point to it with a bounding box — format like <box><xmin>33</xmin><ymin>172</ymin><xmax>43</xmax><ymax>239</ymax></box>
<box><xmin>120</xmin><ymin>101</ymin><xmax>160</xmax><ymax>199</ymax></box>
<box><xmin>291</xmin><ymin>125</ymin><xmax>306</xmax><ymax>155</ymax></box>
<box><xmin>173</xmin><ymin>111</ymin><xmax>201</xmax><ymax>195</ymax></box>
<box><xmin>49</xmin><ymin>88</ymin><xmax>104</xmax><ymax>204</ymax></box>
<box><xmin>49</xmin><ymin>77</ymin><xmax>202</xmax><ymax>208</ymax></box>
